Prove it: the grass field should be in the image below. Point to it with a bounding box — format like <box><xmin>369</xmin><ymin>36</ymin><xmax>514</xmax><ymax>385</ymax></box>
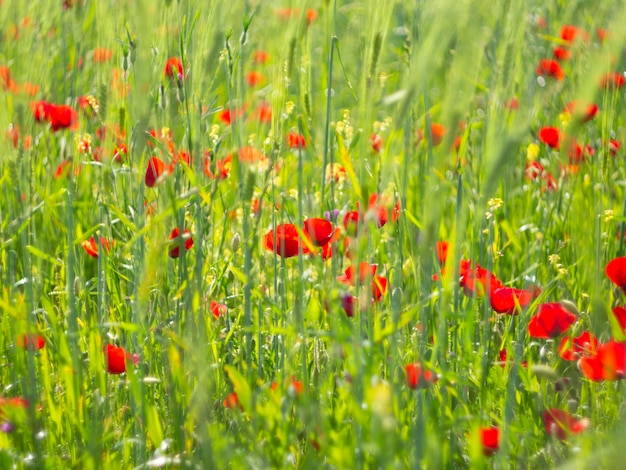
<box><xmin>2</xmin><ymin>0</ymin><xmax>626</xmax><ymax>468</ymax></box>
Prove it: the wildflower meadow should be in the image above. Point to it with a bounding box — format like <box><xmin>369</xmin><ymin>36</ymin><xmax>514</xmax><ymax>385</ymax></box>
<box><xmin>3</xmin><ymin>0</ymin><xmax>626</xmax><ymax>467</ymax></box>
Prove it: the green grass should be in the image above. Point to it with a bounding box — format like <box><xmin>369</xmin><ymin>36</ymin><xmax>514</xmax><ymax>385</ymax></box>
<box><xmin>2</xmin><ymin>0</ymin><xmax>626</xmax><ymax>467</ymax></box>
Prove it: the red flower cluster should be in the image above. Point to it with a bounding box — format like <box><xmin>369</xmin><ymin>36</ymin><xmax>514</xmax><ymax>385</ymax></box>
<box><xmin>553</xmin><ymin>25</ymin><xmax>588</xmax><ymax>61</ymax></box>
<box><xmin>599</xmin><ymin>72</ymin><xmax>625</xmax><ymax>89</ymax></box>
<box><xmin>337</xmin><ymin>262</ymin><xmax>388</xmax><ymax>302</ymax></box>
<box><xmin>405</xmin><ymin>363</ymin><xmax>437</xmax><ymax>389</ymax></box>
<box><xmin>287</xmin><ymin>131</ymin><xmax>306</xmax><ymax>149</ymax></box>
<box><xmin>460</xmin><ymin>261</ymin><xmax>502</xmax><ymax>298</ymax></box>
<box><xmin>31</xmin><ymin>100</ymin><xmax>78</xmax><ymax>132</ymax></box>
<box><xmin>536</xmin><ymin>59</ymin><xmax>564</xmax><ymax>80</ymax></box>
<box><xmin>416</xmin><ymin>123</ymin><xmax>446</xmax><ymax>147</ymax></box>
<box><xmin>81</xmin><ymin>236</ymin><xmax>114</xmax><ymax>258</ymax></box>
<box><xmin>343</xmin><ymin>194</ymin><xmax>401</xmax><ymax>236</ymax></box>
<box><xmin>16</xmin><ymin>333</ymin><xmax>45</xmax><ymax>351</ymax></box>
<box><xmin>558</xmin><ymin>331</ymin><xmax>597</xmax><ymax>361</ymax></box>
<box><xmin>563</xmin><ymin>101</ymin><xmax>598</xmax><ymax>123</ymax></box>
<box><xmin>263</xmin><ymin>218</ymin><xmax>333</xmax><ymax>259</ymax></box>
<box><xmin>434</xmin><ymin>242</ymin><xmax>541</xmax><ymax>311</ymax></box>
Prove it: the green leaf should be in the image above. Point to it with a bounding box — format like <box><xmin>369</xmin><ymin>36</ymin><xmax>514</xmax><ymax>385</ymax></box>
<box><xmin>26</xmin><ymin>245</ymin><xmax>64</xmax><ymax>267</ymax></box>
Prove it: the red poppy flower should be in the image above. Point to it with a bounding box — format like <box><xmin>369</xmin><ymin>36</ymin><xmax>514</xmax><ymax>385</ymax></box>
<box><xmin>254</xmin><ymin>102</ymin><xmax>272</xmax><ymax>123</ymax></box>
<box><xmin>579</xmin><ymin>340</ymin><xmax>626</xmax><ymax>381</ymax></box>
<box><xmin>607</xmin><ymin>257</ymin><xmax>626</xmax><ymax>292</ymax></box>
<box><xmin>173</xmin><ymin>150</ymin><xmax>191</xmax><ymax>166</ymax></box>
<box><xmin>287</xmin><ymin>131</ymin><xmax>306</xmax><ymax>149</ymax></box>
<box><xmin>338</xmin><ymin>262</ymin><xmax>378</xmax><ymax>285</ymax></box>
<box><xmin>405</xmin><ymin>363</ymin><xmax>437</xmax><ymax>389</ymax></box>
<box><xmin>338</xmin><ymin>262</ymin><xmax>388</xmax><ymax>302</ymax></box>
<box><xmin>525</xmin><ymin>160</ymin><xmax>544</xmax><ymax>181</ymax></box>
<box><xmin>536</xmin><ymin>59</ymin><xmax>565</xmax><ymax>80</ymax></box>
<box><xmin>145</xmin><ymin>157</ymin><xmax>171</xmax><ymax>188</ymax></box>
<box><xmin>452</xmin><ymin>136</ymin><xmax>463</xmax><ymax>152</ymax></box>
<box><xmin>436</xmin><ymin>241</ymin><xmax>449</xmax><ymax>266</ymax></box>
<box><xmin>539</xmin><ymin>126</ymin><xmax>561</xmax><ymax>148</ymax></box>
<box><xmin>563</xmin><ymin>101</ymin><xmax>598</xmax><ymax>123</ymax></box>
<box><xmin>0</xmin><ymin>66</ymin><xmax>12</xmax><ymax>90</ymax></box>
<box><xmin>372</xmin><ymin>275</ymin><xmax>388</xmax><ymax>302</ymax></box>
<box><xmin>253</xmin><ymin>50</ymin><xmax>268</xmax><ymax>64</ymax></box>
<box><xmin>81</xmin><ymin>236</ymin><xmax>114</xmax><ymax>258</ymax></box>
<box><xmin>147</xmin><ymin>127</ymin><xmax>174</xmax><ymax>151</ymax></box>
<box><xmin>6</xmin><ymin>125</ymin><xmax>19</xmax><ymax>149</ymax></box>
<box><xmin>271</xmin><ymin>376</ymin><xmax>304</xmax><ymax>396</ymax></box>
<box><xmin>527</xmin><ymin>303</ymin><xmax>576</xmax><ymax>339</ymax></box>
<box><xmin>209</xmin><ymin>300</ymin><xmax>227</xmax><ymax>319</ymax></box>
<box><xmin>427</xmin><ymin>123</ymin><xmax>446</xmax><ymax>146</ymax></box>
<box><xmin>553</xmin><ymin>47</ymin><xmax>571</xmax><ymax>61</ymax></box>
<box><xmin>366</xmin><ymin>194</ymin><xmax>401</xmax><ymax>228</ymax></box>
<box><xmin>542</xmin><ymin>172</ymin><xmax>558</xmax><ymax>192</ymax></box>
<box><xmin>461</xmin><ymin>265</ymin><xmax>502</xmax><ymax>298</ymax></box>
<box><xmin>370</xmin><ymin>133</ymin><xmax>382</xmax><ymax>153</ymax></box>
<box><xmin>50</xmin><ymin>105</ymin><xmax>78</xmax><ymax>132</ymax></box>
<box><xmin>223</xmin><ymin>392</ymin><xmax>240</xmax><ymax>409</ymax></box>
<box><xmin>543</xmin><ymin>408</ymin><xmax>589</xmax><ymax>440</ymax></box>
<box><xmin>566</xmin><ymin>139</ymin><xmax>584</xmax><ymax>164</ymax></box>
<box><xmin>305</xmin><ymin>9</ymin><xmax>318</xmax><ymax>24</ymax></box>
<box><xmin>612</xmin><ymin>306</ymin><xmax>626</xmax><ymax>333</ymax></box>
<box><xmin>93</xmin><ymin>47</ymin><xmax>113</xmax><ymax>63</ymax></box>
<box><xmin>237</xmin><ymin>146</ymin><xmax>265</xmax><ymax>164</ymax></box>
<box><xmin>560</xmin><ymin>25</ymin><xmax>587</xmax><ymax>43</ymax></box>
<box><xmin>317</xmin><ymin>227</ymin><xmax>341</xmax><ymax>261</ymax></box>
<box><xmin>219</xmin><ymin>107</ymin><xmax>245</xmax><ymax>125</ymax></box>
<box><xmin>599</xmin><ymin>72</ymin><xmax>625</xmax><ymax>89</ymax></box>
<box><xmin>341</xmin><ymin>294</ymin><xmax>356</xmax><ymax>317</ymax></box>
<box><xmin>104</xmin><ymin>343</ymin><xmax>132</xmax><ymax>375</ymax></box>
<box><xmin>490</xmin><ymin>287</ymin><xmax>535</xmax><ymax>314</ymax></box>
<box><xmin>31</xmin><ymin>100</ymin><xmax>52</xmax><ymax>123</ymax></box>
<box><xmin>342</xmin><ymin>210</ymin><xmax>362</xmax><ymax>236</ymax></box>
<box><xmin>246</xmin><ymin>70</ymin><xmax>265</xmax><ymax>87</ymax></box>
<box><xmin>77</xmin><ymin>95</ymin><xmax>99</xmax><ymax>117</ymax></box>
<box><xmin>31</xmin><ymin>101</ymin><xmax>76</xmax><ymax>132</ymax></box>
<box><xmin>303</xmin><ymin>218</ymin><xmax>333</xmax><ymax>247</ymax></box>
<box><xmin>19</xmin><ymin>82</ymin><xmax>39</xmax><ymax>97</ymax></box>
<box><xmin>558</xmin><ymin>331</ymin><xmax>598</xmax><ymax>361</ymax></box>
<box><xmin>168</xmin><ymin>227</ymin><xmax>194</xmax><ymax>258</ymax></box>
<box><xmin>497</xmin><ymin>349</ymin><xmax>528</xmax><ymax>368</ymax></box>
<box><xmin>16</xmin><ymin>333</ymin><xmax>45</xmax><ymax>351</ymax></box>
<box><xmin>0</xmin><ymin>397</ymin><xmax>28</xmax><ymax>419</ymax></box>
<box><xmin>504</xmin><ymin>97</ymin><xmax>519</xmax><ymax>110</ymax></box>
<box><xmin>480</xmin><ymin>426</ymin><xmax>500</xmax><ymax>456</ymax></box>
<box><xmin>263</xmin><ymin>224</ymin><xmax>308</xmax><ymax>258</ymax></box>
<box><xmin>54</xmin><ymin>159</ymin><xmax>82</xmax><ymax>179</ymax></box>
<box><xmin>164</xmin><ymin>57</ymin><xmax>183</xmax><ymax>80</ymax></box>
<box><xmin>609</xmin><ymin>139</ymin><xmax>620</xmax><ymax>156</ymax></box>
<box><xmin>112</xmin><ymin>143</ymin><xmax>128</xmax><ymax>163</ymax></box>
